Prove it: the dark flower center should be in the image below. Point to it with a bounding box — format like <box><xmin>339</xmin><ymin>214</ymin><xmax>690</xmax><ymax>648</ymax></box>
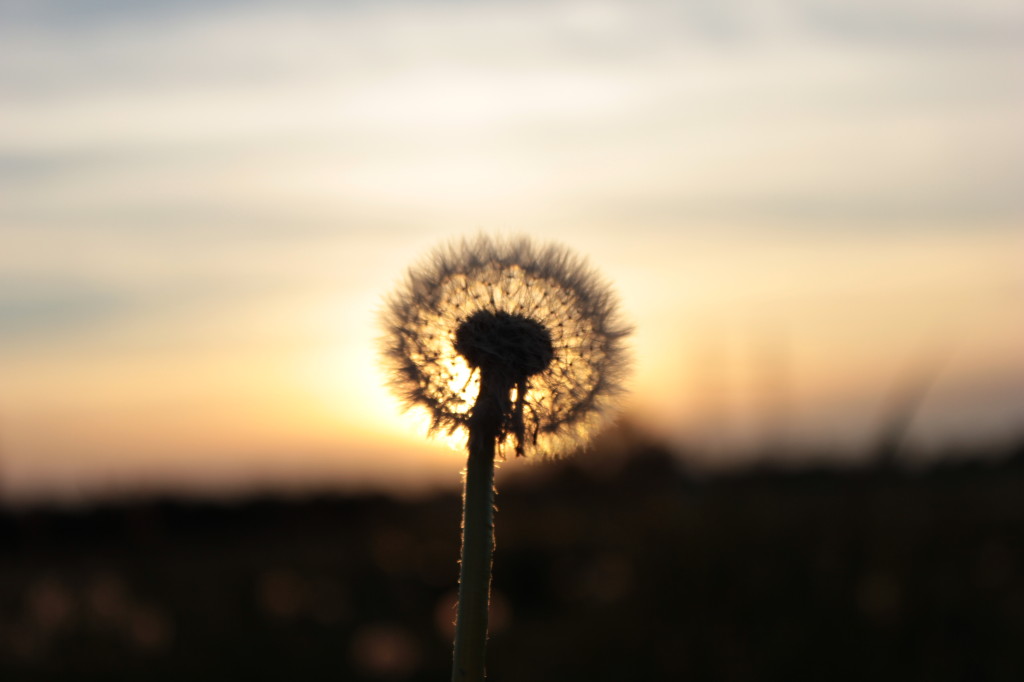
<box><xmin>455</xmin><ymin>310</ymin><xmax>554</xmax><ymax>385</ymax></box>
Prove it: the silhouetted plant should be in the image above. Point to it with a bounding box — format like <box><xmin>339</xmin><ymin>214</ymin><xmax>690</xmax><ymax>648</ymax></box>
<box><xmin>381</xmin><ymin>235</ymin><xmax>630</xmax><ymax>682</ymax></box>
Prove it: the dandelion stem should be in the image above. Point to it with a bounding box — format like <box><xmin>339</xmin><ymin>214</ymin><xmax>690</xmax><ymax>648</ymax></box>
<box><xmin>452</xmin><ymin>374</ymin><xmax>504</xmax><ymax>682</ymax></box>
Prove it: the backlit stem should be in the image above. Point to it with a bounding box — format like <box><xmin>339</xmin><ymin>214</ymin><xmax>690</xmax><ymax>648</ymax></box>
<box><xmin>452</xmin><ymin>374</ymin><xmax>506</xmax><ymax>682</ymax></box>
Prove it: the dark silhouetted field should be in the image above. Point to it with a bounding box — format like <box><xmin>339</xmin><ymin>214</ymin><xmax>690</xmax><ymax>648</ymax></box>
<box><xmin>2</xmin><ymin>435</ymin><xmax>1023</xmax><ymax>681</ymax></box>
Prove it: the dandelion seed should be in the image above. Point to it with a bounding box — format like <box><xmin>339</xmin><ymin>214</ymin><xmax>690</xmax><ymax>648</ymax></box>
<box><xmin>379</xmin><ymin>234</ymin><xmax>631</xmax><ymax>682</ymax></box>
<box><xmin>381</xmin><ymin>234</ymin><xmax>631</xmax><ymax>458</ymax></box>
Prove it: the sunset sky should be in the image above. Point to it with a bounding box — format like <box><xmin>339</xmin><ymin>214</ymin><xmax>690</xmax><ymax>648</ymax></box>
<box><xmin>2</xmin><ymin>0</ymin><xmax>1022</xmax><ymax>503</ymax></box>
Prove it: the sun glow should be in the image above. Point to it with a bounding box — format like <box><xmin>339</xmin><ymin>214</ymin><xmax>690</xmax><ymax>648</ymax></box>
<box><xmin>443</xmin><ymin>357</ymin><xmax>480</xmax><ymax>417</ymax></box>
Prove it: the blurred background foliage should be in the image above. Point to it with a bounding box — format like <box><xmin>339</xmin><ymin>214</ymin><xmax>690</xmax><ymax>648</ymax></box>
<box><xmin>2</xmin><ymin>427</ymin><xmax>1022</xmax><ymax>681</ymax></box>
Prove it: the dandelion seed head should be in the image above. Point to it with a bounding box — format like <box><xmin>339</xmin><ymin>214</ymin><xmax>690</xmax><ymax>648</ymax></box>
<box><xmin>455</xmin><ymin>310</ymin><xmax>554</xmax><ymax>383</ymax></box>
<box><xmin>380</xmin><ymin>234</ymin><xmax>631</xmax><ymax>458</ymax></box>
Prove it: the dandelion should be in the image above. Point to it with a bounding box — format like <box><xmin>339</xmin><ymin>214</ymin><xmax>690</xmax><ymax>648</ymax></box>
<box><xmin>380</xmin><ymin>235</ymin><xmax>630</xmax><ymax>681</ymax></box>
